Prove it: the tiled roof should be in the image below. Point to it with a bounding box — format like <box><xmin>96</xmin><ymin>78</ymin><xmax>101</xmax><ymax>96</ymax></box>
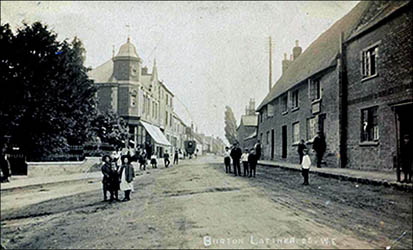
<box><xmin>88</xmin><ymin>59</ymin><xmax>114</xmax><ymax>83</ymax></box>
<box><xmin>257</xmin><ymin>1</ymin><xmax>373</xmax><ymax>111</ymax></box>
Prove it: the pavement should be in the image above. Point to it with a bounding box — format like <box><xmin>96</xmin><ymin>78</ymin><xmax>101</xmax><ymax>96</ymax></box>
<box><xmin>1</xmin><ymin>157</ymin><xmax>411</xmax><ymax>193</ymax></box>
<box><xmin>258</xmin><ymin>160</ymin><xmax>413</xmax><ymax>191</ymax></box>
<box><xmin>0</xmin><ymin>160</ymin><xmax>173</xmax><ymax>192</ymax></box>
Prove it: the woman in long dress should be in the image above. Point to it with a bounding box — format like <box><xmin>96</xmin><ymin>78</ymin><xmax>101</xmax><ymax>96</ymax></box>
<box><xmin>119</xmin><ymin>155</ymin><xmax>135</xmax><ymax>201</ymax></box>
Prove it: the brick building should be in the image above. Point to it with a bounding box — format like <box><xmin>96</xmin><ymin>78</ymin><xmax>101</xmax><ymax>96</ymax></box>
<box><xmin>343</xmin><ymin>1</ymin><xmax>412</xmax><ymax>170</ymax></box>
<box><xmin>237</xmin><ymin>99</ymin><xmax>258</xmax><ymax>151</ymax></box>
<box><xmin>256</xmin><ymin>1</ymin><xmax>412</xmax><ymax>172</ymax></box>
<box><xmin>88</xmin><ymin>38</ymin><xmax>184</xmax><ymax>157</ymax></box>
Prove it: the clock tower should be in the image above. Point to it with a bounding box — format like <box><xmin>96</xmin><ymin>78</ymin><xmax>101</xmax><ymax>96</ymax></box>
<box><xmin>113</xmin><ymin>37</ymin><xmax>142</xmax><ymax>82</ymax></box>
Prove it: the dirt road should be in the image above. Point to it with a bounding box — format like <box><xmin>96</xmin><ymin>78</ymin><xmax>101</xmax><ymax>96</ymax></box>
<box><xmin>1</xmin><ymin>156</ymin><xmax>412</xmax><ymax>249</ymax></box>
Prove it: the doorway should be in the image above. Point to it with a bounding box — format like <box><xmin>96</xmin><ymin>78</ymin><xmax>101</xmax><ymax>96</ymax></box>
<box><xmin>271</xmin><ymin>129</ymin><xmax>275</xmax><ymax>159</ymax></box>
<box><xmin>282</xmin><ymin>125</ymin><xmax>287</xmax><ymax>158</ymax></box>
<box><xmin>396</xmin><ymin>104</ymin><xmax>413</xmax><ymax>177</ymax></box>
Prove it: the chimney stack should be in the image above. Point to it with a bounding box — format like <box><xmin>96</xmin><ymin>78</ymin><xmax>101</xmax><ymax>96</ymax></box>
<box><xmin>293</xmin><ymin>40</ymin><xmax>302</xmax><ymax>60</ymax></box>
<box><xmin>282</xmin><ymin>53</ymin><xmax>292</xmax><ymax>74</ymax></box>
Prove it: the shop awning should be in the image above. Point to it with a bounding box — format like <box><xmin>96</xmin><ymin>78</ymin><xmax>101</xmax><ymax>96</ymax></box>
<box><xmin>140</xmin><ymin>121</ymin><xmax>172</xmax><ymax>147</ymax></box>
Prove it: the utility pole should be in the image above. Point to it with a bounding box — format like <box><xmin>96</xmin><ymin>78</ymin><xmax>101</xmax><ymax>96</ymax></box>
<box><xmin>269</xmin><ymin>36</ymin><xmax>273</xmax><ymax>92</ymax></box>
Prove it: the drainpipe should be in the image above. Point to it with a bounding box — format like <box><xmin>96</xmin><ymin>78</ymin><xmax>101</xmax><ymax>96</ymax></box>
<box><xmin>338</xmin><ymin>32</ymin><xmax>348</xmax><ymax>168</ymax></box>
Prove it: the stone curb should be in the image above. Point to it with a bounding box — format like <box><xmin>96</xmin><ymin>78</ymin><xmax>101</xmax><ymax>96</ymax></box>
<box><xmin>0</xmin><ymin>175</ymin><xmax>101</xmax><ymax>193</ymax></box>
<box><xmin>258</xmin><ymin>162</ymin><xmax>413</xmax><ymax>192</ymax></box>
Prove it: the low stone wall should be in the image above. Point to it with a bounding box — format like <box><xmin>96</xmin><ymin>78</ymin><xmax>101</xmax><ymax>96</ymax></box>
<box><xmin>26</xmin><ymin>157</ymin><xmax>102</xmax><ymax>177</ymax></box>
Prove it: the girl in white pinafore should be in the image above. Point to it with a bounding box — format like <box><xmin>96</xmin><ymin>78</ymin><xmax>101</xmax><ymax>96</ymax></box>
<box><xmin>119</xmin><ymin>155</ymin><xmax>135</xmax><ymax>201</ymax></box>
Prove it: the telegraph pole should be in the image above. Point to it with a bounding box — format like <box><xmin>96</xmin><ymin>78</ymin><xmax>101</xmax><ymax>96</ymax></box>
<box><xmin>269</xmin><ymin>36</ymin><xmax>273</xmax><ymax>92</ymax></box>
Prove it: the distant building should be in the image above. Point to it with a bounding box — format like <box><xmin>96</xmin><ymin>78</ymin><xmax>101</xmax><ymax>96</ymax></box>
<box><xmin>256</xmin><ymin>1</ymin><xmax>412</xmax><ymax>171</ymax></box>
<box><xmin>237</xmin><ymin>99</ymin><xmax>258</xmax><ymax>151</ymax></box>
<box><xmin>88</xmin><ymin>38</ymin><xmax>186</xmax><ymax>157</ymax></box>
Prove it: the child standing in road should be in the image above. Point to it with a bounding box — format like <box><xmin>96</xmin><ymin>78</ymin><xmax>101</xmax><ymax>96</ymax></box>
<box><xmin>150</xmin><ymin>153</ymin><xmax>157</xmax><ymax>168</ymax></box>
<box><xmin>119</xmin><ymin>155</ymin><xmax>135</xmax><ymax>201</ymax></box>
<box><xmin>241</xmin><ymin>149</ymin><xmax>249</xmax><ymax>177</ymax></box>
<box><xmin>301</xmin><ymin>149</ymin><xmax>311</xmax><ymax>185</ymax></box>
<box><xmin>224</xmin><ymin>147</ymin><xmax>231</xmax><ymax>173</ymax></box>
<box><xmin>248</xmin><ymin>148</ymin><xmax>257</xmax><ymax>178</ymax></box>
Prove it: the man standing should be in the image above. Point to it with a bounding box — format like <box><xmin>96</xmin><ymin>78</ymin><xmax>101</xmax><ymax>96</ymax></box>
<box><xmin>173</xmin><ymin>150</ymin><xmax>179</xmax><ymax>165</ymax></box>
<box><xmin>312</xmin><ymin>132</ymin><xmax>326</xmax><ymax>168</ymax></box>
<box><xmin>400</xmin><ymin>134</ymin><xmax>412</xmax><ymax>183</ymax></box>
<box><xmin>248</xmin><ymin>148</ymin><xmax>257</xmax><ymax>178</ymax></box>
<box><xmin>0</xmin><ymin>145</ymin><xmax>11</xmax><ymax>183</ymax></box>
<box><xmin>255</xmin><ymin>140</ymin><xmax>262</xmax><ymax>161</ymax></box>
<box><xmin>230</xmin><ymin>142</ymin><xmax>242</xmax><ymax>176</ymax></box>
<box><xmin>164</xmin><ymin>150</ymin><xmax>170</xmax><ymax>168</ymax></box>
<box><xmin>297</xmin><ymin>139</ymin><xmax>307</xmax><ymax>164</ymax></box>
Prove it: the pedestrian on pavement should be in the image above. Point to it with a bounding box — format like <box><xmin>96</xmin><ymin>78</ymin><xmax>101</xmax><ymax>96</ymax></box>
<box><xmin>164</xmin><ymin>150</ymin><xmax>170</xmax><ymax>168</ymax></box>
<box><xmin>101</xmin><ymin>155</ymin><xmax>112</xmax><ymax>201</ymax></box>
<box><xmin>312</xmin><ymin>131</ymin><xmax>326</xmax><ymax>168</ymax></box>
<box><xmin>119</xmin><ymin>155</ymin><xmax>135</xmax><ymax>202</ymax></box>
<box><xmin>301</xmin><ymin>148</ymin><xmax>311</xmax><ymax>185</ymax></box>
<box><xmin>400</xmin><ymin>134</ymin><xmax>412</xmax><ymax>183</ymax></box>
<box><xmin>139</xmin><ymin>149</ymin><xmax>147</xmax><ymax>171</ymax></box>
<box><xmin>0</xmin><ymin>145</ymin><xmax>11</xmax><ymax>183</ymax></box>
<box><xmin>224</xmin><ymin>147</ymin><xmax>231</xmax><ymax>173</ymax></box>
<box><xmin>248</xmin><ymin>148</ymin><xmax>257</xmax><ymax>178</ymax></box>
<box><xmin>255</xmin><ymin>140</ymin><xmax>262</xmax><ymax>161</ymax></box>
<box><xmin>174</xmin><ymin>150</ymin><xmax>179</xmax><ymax>165</ymax></box>
<box><xmin>297</xmin><ymin>139</ymin><xmax>307</xmax><ymax>164</ymax></box>
<box><xmin>230</xmin><ymin>142</ymin><xmax>242</xmax><ymax>176</ymax></box>
<box><xmin>150</xmin><ymin>153</ymin><xmax>157</xmax><ymax>168</ymax></box>
<box><xmin>241</xmin><ymin>148</ymin><xmax>249</xmax><ymax>177</ymax></box>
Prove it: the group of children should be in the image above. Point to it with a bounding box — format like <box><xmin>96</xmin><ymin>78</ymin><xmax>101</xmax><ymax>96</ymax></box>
<box><xmin>101</xmin><ymin>154</ymin><xmax>135</xmax><ymax>202</ymax></box>
<box><xmin>224</xmin><ymin>145</ymin><xmax>258</xmax><ymax>178</ymax></box>
<box><xmin>223</xmin><ymin>144</ymin><xmax>313</xmax><ymax>185</ymax></box>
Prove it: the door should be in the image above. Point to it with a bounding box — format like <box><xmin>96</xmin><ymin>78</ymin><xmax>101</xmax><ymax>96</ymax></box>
<box><xmin>282</xmin><ymin>125</ymin><xmax>287</xmax><ymax>158</ymax></box>
<box><xmin>271</xmin><ymin>129</ymin><xmax>275</xmax><ymax>159</ymax></box>
<box><xmin>397</xmin><ymin>104</ymin><xmax>413</xmax><ymax>167</ymax></box>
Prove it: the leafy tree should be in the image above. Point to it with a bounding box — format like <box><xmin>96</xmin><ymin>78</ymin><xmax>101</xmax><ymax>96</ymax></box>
<box><xmin>0</xmin><ymin>22</ymin><xmax>97</xmax><ymax>160</ymax></box>
<box><xmin>90</xmin><ymin>111</ymin><xmax>129</xmax><ymax>149</ymax></box>
<box><xmin>224</xmin><ymin>106</ymin><xmax>238</xmax><ymax>145</ymax></box>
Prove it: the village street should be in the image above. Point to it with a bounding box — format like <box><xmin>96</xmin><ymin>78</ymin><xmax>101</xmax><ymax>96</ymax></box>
<box><xmin>1</xmin><ymin>156</ymin><xmax>412</xmax><ymax>249</ymax></box>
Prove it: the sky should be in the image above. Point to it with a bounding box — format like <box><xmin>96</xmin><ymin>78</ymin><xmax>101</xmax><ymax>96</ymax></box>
<box><xmin>1</xmin><ymin>1</ymin><xmax>359</xmax><ymax>143</ymax></box>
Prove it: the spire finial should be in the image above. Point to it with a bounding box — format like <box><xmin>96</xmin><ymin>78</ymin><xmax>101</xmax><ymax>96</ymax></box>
<box><xmin>112</xmin><ymin>45</ymin><xmax>115</xmax><ymax>58</ymax></box>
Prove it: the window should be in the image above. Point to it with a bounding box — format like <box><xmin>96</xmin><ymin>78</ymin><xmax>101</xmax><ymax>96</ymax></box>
<box><xmin>165</xmin><ymin>111</ymin><xmax>168</xmax><ymax>126</ymax></box>
<box><xmin>361</xmin><ymin>106</ymin><xmax>379</xmax><ymax>142</ymax></box>
<box><xmin>142</xmin><ymin>96</ymin><xmax>146</xmax><ymax>114</ymax></box>
<box><xmin>306</xmin><ymin>117</ymin><xmax>317</xmax><ymax>140</ymax></box>
<box><xmin>361</xmin><ymin>45</ymin><xmax>379</xmax><ymax>79</ymax></box>
<box><xmin>281</xmin><ymin>94</ymin><xmax>288</xmax><ymax>113</ymax></box>
<box><xmin>291</xmin><ymin>89</ymin><xmax>299</xmax><ymax>108</ymax></box>
<box><xmin>130</xmin><ymin>91</ymin><xmax>137</xmax><ymax>107</ymax></box>
<box><xmin>292</xmin><ymin>122</ymin><xmax>300</xmax><ymax>144</ymax></box>
<box><xmin>260</xmin><ymin>133</ymin><xmax>263</xmax><ymax>143</ymax></box>
<box><xmin>166</xmin><ymin>94</ymin><xmax>168</xmax><ymax>105</ymax></box>
<box><xmin>268</xmin><ymin>103</ymin><xmax>274</xmax><ymax>117</ymax></box>
<box><xmin>309</xmin><ymin>79</ymin><xmax>321</xmax><ymax>101</ymax></box>
<box><xmin>266</xmin><ymin>131</ymin><xmax>270</xmax><ymax>144</ymax></box>
<box><xmin>170</xmin><ymin>113</ymin><xmax>172</xmax><ymax>127</ymax></box>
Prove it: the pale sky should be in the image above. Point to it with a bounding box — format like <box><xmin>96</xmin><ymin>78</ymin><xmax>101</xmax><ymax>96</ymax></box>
<box><xmin>1</xmin><ymin>1</ymin><xmax>359</xmax><ymax>143</ymax></box>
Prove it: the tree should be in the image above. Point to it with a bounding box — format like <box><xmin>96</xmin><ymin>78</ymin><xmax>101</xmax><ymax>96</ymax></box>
<box><xmin>0</xmin><ymin>22</ymin><xmax>97</xmax><ymax>160</ymax></box>
<box><xmin>224</xmin><ymin>106</ymin><xmax>238</xmax><ymax>145</ymax></box>
<box><xmin>90</xmin><ymin>111</ymin><xmax>129</xmax><ymax>149</ymax></box>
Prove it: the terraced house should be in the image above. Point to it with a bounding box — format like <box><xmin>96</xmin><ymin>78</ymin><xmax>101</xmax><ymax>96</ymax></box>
<box><xmin>256</xmin><ymin>1</ymin><xmax>412</xmax><ymax>171</ymax></box>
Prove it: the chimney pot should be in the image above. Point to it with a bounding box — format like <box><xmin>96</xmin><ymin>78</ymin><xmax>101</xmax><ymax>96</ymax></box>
<box><xmin>295</xmin><ymin>40</ymin><xmax>299</xmax><ymax>46</ymax></box>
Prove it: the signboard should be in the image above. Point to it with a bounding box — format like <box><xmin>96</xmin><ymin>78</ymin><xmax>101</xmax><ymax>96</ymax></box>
<box><xmin>312</xmin><ymin>101</ymin><xmax>321</xmax><ymax>114</ymax></box>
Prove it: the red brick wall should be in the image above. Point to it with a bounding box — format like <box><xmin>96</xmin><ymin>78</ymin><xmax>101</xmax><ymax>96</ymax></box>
<box><xmin>344</xmin><ymin>7</ymin><xmax>413</xmax><ymax>170</ymax></box>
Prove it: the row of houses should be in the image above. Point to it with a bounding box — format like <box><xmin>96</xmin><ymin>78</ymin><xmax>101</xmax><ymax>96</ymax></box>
<box><xmin>239</xmin><ymin>1</ymin><xmax>412</xmax><ymax>171</ymax></box>
<box><xmin>88</xmin><ymin>38</ymin><xmax>225</xmax><ymax>157</ymax></box>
